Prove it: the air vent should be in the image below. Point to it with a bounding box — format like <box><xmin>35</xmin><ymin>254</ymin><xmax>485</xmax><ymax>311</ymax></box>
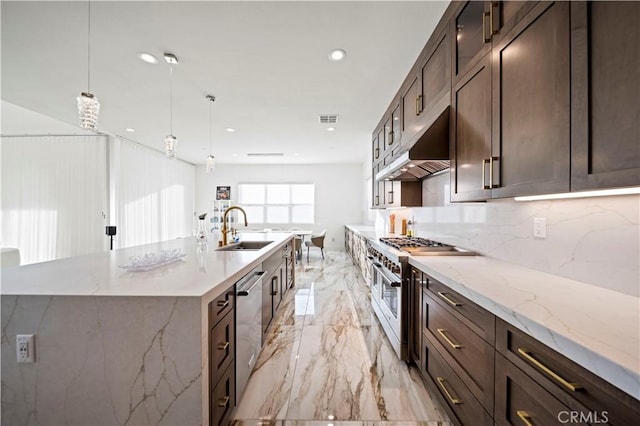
<box><xmin>246</xmin><ymin>153</ymin><xmax>285</xmax><ymax>157</ymax></box>
<box><xmin>318</xmin><ymin>114</ymin><xmax>339</xmax><ymax>124</ymax></box>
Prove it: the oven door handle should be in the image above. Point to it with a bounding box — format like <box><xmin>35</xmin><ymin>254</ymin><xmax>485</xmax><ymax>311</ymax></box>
<box><xmin>371</xmin><ymin>262</ymin><xmax>402</xmax><ymax>287</ymax></box>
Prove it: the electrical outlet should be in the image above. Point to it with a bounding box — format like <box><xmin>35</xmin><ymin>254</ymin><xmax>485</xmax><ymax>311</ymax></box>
<box><xmin>16</xmin><ymin>334</ymin><xmax>35</xmax><ymax>363</ymax></box>
<box><xmin>533</xmin><ymin>217</ymin><xmax>547</xmax><ymax>239</ymax></box>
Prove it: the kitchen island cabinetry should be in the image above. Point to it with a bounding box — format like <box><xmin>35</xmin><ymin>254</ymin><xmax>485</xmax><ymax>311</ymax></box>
<box><xmin>570</xmin><ymin>1</ymin><xmax>640</xmax><ymax>191</ymax></box>
<box><xmin>209</xmin><ymin>289</ymin><xmax>236</xmax><ymax>426</ymax></box>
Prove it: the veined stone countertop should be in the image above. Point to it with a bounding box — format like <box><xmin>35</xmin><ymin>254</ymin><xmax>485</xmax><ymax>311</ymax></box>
<box><xmin>0</xmin><ymin>232</ymin><xmax>293</xmax><ymax>298</ymax></box>
<box><xmin>345</xmin><ymin>224</ymin><xmax>640</xmax><ymax>401</ymax></box>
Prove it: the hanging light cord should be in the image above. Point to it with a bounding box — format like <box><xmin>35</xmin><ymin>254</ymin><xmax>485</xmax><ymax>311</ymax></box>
<box><xmin>87</xmin><ymin>0</ymin><xmax>91</xmax><ymax>93</ymax></box>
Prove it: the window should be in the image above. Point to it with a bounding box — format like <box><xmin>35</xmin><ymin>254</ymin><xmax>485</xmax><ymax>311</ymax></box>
<box><xmin>238</xmin><ymin>183</ymin><xmax>314</xmax><ymax>224</ymax></box>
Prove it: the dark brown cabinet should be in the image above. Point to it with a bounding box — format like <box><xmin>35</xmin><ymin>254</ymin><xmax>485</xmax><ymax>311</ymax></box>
<box><xmin>402</xmin><ymin>28</ymin><xmax>451</xmax><ymax>150</ymax></box>
<box><xmin>451</xmin><ymin>1</ymin><xmax>571</xmax><ymax>201</ymax></box>
<box><xmin>408</xmin><ymin>268</ymin><xmax>424</xmax><ymax>364</ymax></box>
<box><xmin>570</xmin><ymin>1</ymin><xmax>640</xmax><ymax>191</ymax></box>
<box><xmin>208</xmin><ymin>289</ymin><xmax>236</xmax><ymax>426</ymax></box>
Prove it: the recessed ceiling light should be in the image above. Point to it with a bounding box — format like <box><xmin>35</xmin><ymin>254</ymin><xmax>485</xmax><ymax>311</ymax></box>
<box><xmin>125</xmin><ymin>128</ymin><xmax>135</xmax><ymax>132</ymax></box>
<box><xmin>137</xmin><ymin>52</ymin><xmax>158</xmax><ymax>64</ymax></box>
<box><xmin>294</xmin><ymin>153</ymin><xmax>300</xmax><ymax>156</ymax></box>
<box><xmin>327</xmin><ymin>127</ymin><xmax>335</xmax><ymax>132</ymax></box>
<box><xmin>232</xmin><ymin>153</ymin><xmax>239</xmax><ymax>157</ymax></box>
<box><xmin>328</xmin><ymin>49</ymin><xmax>346</xmax><ymax>62</ymax></box>
<box><xmin>226</xmin><ymin>128</ymin><xmax>236</xmax><ymax>133</ymax></box>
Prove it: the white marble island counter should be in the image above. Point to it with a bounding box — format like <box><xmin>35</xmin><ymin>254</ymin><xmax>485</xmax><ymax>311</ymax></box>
<box><xmin>1</xmin><ymin>233</ymin><xmax>294</xmax><ymax>426</ymax></box>
<box><xmin>344</xmin><ymin>224</ymin><xmax>640</xmax><ymax>401</ymax></box>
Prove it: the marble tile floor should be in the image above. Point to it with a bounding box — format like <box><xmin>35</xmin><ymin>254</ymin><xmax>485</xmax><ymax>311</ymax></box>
<box><xmin>234</xmin><ymin>250</ymin><xmax>451</xmax><ymax>424</ymax></box>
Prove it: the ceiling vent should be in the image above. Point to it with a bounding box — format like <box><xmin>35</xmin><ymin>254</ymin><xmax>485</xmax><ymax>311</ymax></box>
<box><xmin>247</xmin><ymin>153</ymin><xmax>285</xmax><ymax>157</ymax></box>
<box><xmin>318</xmin><ymin>114</ymin><xmax>339</xmax><ymax>124</ymax></box>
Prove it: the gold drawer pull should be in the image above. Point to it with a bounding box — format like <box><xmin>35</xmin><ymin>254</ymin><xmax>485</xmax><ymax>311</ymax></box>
<box><xmin>436</xmin><ymin>377</ymin><xmax>462</xmax><ymax>405</ymax></box>
<box><xmin>437</xmin><ymin>291</ymin><xmax>462</xmax><ymax>307</ymax></box>
<box><xmin>218</xmin><ymin>341</ymin><xmax>230</xmax><ymax>351</ymax></box>
<box><xmin>437</xmin><ymin>328</ymin><xmax>463</xmax><ymax>349</ymax></box>
<box><xmin>217</xmin><ymin>395</ymin><xmax>230</xmax><ymax>408</ymax></box>
<box><xmin>516</xmin><ymin>410</ymin><xmax>534</xmax><ymax>426</ymax></box>
<box><xmin>217</xmin><ymin>299</ymin><xmax>229</xmax><ymax>308</ymax></box>
<box><xmin>517</xmin><ymin>348</ymin><xmax>583</xmax><ymax>392</ymax></box>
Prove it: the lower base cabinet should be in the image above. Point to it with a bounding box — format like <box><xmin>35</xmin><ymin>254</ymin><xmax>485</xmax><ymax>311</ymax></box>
<box><xmin>210</xmin><ymin>361</ymin><xmax>235</xmax><ymax>426</ymax></box>
<box><xmin>410</xmin><ymin>268</ymin><xmax>640</xmax><ymax>426</ymax></box>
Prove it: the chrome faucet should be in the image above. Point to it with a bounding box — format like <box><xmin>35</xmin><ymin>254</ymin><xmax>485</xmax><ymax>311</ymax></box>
<box><xmin>220</xmin><ymin>206</ymin><xmax>248</xmax><ymax>246</ymax></box>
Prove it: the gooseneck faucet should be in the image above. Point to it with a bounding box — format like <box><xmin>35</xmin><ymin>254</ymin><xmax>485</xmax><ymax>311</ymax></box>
<box><xmin>220</xmin><ymin>206</ymin><xmax>248</xmax><ymax>246</ymax></box>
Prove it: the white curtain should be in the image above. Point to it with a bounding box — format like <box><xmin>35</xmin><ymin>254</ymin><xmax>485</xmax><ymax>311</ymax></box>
<box><xmin>1</xmin><ymin>135</ymin><xmax>108</xmax><ymax>265</ymax></box>
<box><xmin>114</xmin><ymin>138</ymin><xmax>195</xmax><ymax>248</ymax></box>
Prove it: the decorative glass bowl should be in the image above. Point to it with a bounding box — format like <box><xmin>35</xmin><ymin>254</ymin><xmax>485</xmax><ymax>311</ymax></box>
<box><xmin>119</xmin><ymin>248</ymin><xmax>187</xmax><ymax>272</ymax></box>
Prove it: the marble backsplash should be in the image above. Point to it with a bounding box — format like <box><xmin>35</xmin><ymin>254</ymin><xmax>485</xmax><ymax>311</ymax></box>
<box><xmin>374</xmin><ymin>172</ymin><xmax>640</xmax><ymax>297</ymax></box>
<box><xmin>1</xmin><ymin>295</ymin><xmax>203</xmax><ymax>425</ymax></box>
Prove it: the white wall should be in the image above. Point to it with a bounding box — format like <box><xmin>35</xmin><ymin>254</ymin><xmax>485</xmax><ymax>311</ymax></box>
<box><xmin>371</xmin><ymin>171</ymin><xmax>640</xmax><ymax>297</ymax></box>
<box><xmin>195</xmin><ymin>163</ymin><xmax>362</xmax><ymax>249</ymax></box>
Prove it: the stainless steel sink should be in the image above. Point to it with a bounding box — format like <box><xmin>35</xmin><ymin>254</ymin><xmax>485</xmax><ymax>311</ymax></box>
<box><xmin>215</xmin><ymin>241</ymin><xmax>273</xmax><ymax>251</ymax></box>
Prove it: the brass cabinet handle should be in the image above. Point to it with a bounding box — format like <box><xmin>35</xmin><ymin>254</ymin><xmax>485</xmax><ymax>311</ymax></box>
<box><xmin>375</xmin><ymin>147</ymin><xmax>379</xmax><ymax>159</ymax></box>
<box><xmin>436</xmin><ymin>377</ymin><xmax>462</xmax><ymax>405</ymax></box>
<box><xmin>416</xmin><ymin>95</ymin><xmax>423</xmax><ymax>116</ymax></box>
<box><xmin>437</xmin><ymin>291</ymin><xmax>462</xmax><ymax>307</ymax></box>
<box><xmin>217</xmin><ymin>341</ymin><xmax>230</xmax><ymax>351</ymax></box>
<box><xmin>491</xmin><ymin>2</ymin><xmax>500</xmax><ymax>35</ymax></box>
<box><xmin>388</xmin><ymin>191</ymin><xmax>394</xmax><ymax>204</ymax></box>
<box><xmin>437</xmin><ymin>328</ymin><xmax>463</xmax><ymax>349</ymax></box>
<box><xmin>217</xmin><ymin>395</ymin><xmax>230</xmax><ymax>408</ymax></box>
<box><xmin>216</xmin><ymin>299</ymin><xmax>229</xmax><ymax>308</ymax></box>
<box><xmin>517</xmin><ymin>348</ymin><xmax>583</xmax><ymax>392</ymax></box>
<box><xmin>490</xmin><ymin>156</ymin><xmax>499</xmax><ymax>188</ymax></box>
<box><xmin>482</xmin><ymin>11</ymin><xmax>491</xmax><ymax>43</ymax></box>
<box><xmin>516</xmin><ymin>411</ymin><xmax>534</xmax><ymax>426</ymax></box>
<box><xmin>375</xmin><ymin>195</ymin><xmax>380</xmax><ymax>206</ymax></box>
<box><xmin>388</xmin><ymin>130</ymin><xmax>394</xmax><ymax>145</ymax></box>
<box><xmin>482</xmin><ymin>158</ymin><xmax>490</xmax><ymax>189</ymax></box>
<box><xmin>271</xmin><ymin>277</ymin><xmax>278</xmax><ymax>296</ymax></box>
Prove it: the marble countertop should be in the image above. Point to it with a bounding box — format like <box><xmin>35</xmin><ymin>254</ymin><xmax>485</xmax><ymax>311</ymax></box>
<box><xmin>1</xmin><ymin>232</ymin><xmax>293</xmax><ymax>298</ymax></box>
<box><xmin>344</xmin><ymin>224</ymin><xmax>640</xmax><ymax>400</ymax></box>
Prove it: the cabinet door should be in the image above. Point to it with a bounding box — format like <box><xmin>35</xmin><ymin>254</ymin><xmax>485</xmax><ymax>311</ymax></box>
<box><xmin>422</xmin><ymin>29</ymin><xmax>451</xmax><ymax>115</ymax></box>
<box><xmin>571</xmin><ymin>1</ymin><xmax>640</xmax><ymax>190</ymax></box>
<box><xmin>262</xmin><ymin>278</ymin><xmax>273</xmax><ymax>340</ymax></box>
<box><xmin>490</xmin><ymin>1</ymin><xmax>570</xmax><ymax>198</ymax></box>
<box><xmin>408</xmin><ymin>269</ymin><xmax>423</xmax><ymax>364</ymax></box>
<box><xmin>401</xmin><ymin>75</ymin><xmax>421</xmax><ymax>146</ymax></box>
<box><xmin>454</xmin><ymin>1</ymin><xmax>491</xmax><ymax>80</ymax></box>
<box><xmin>450</xmin><ymin>54</ymin><xmax>492</xmax><ymax>202</ymax></box>
<box><xmin>383</xmin><ymin>116</ymin><xmax>393</xmax><ymax>152</ymax></box>
<box><xmin>391</xmin><ymin>103</ymin><xmax>401</xmax><ymax>149</ymax></box>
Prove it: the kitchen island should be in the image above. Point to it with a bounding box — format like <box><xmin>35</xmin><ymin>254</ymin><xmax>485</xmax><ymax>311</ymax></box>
<box><xmin>1</xmin><ymin>232</ymin><xmax>294</xmax><ymax>426</ymax></box>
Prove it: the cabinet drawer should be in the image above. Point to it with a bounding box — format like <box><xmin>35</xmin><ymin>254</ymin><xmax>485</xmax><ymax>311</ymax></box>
<box><xmin>210</xmin><ymin>287</ymin><xmax>234</xmax><ymax>327</ymax></box>
<box><xmin>495</xmin><ymin>353</ymin><xmax>579</xmax><ymax>426</ymax></box>
<box><xmin>425</xmin><ymin>276</ymin><xmax>495</xmax><ymax>344</ymax></box>
<box><xmin>423</xmin><ymin>336</ymin><xmax>492</xmax><ymax>426</ymax></box>
<box><xmin>497</xmin><ymin>319</ymin><xmax>640</xmax><ymax>425</ymax></box>
<box><xmin>423</xmin><ymin>291</ymin><xmax>494</xmax><ymax>412</ymax></box>
<box><xmin>210</xmin><ymin>361</ymin><xmax>235</xmax><ymax>426</ymax></box>
<box><xmin>210</xmin><ymin>309</ymin><xmax>234</xmax><ymax>385</ymax></box>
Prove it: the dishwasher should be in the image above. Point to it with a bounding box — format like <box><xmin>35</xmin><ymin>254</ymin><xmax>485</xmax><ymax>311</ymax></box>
<box><xmin>235</xmin><ymin>266</ymin><xmax>264</xmax><ymax>402</ymax></box>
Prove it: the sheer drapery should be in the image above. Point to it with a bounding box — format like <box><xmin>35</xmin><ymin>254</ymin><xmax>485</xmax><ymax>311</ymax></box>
<box><xmin>115</xmin><ymin>139</ymin><xmax>195</xmax><ymax>248</ymax></box>
<box><xmin>1</xmin><ymin>135</ymin><xmax>108</xmax><ymax>264</ymax></box>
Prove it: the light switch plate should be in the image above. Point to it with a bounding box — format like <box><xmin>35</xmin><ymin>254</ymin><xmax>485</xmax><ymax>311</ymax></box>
<box><xmin>533</xmin><ymin>217</ymin><xmax>547</xmax><ymax>239</ymax></box>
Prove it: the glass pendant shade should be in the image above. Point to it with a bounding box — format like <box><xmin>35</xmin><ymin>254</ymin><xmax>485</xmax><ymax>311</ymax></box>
<box><xmin>165</xmin><ymin>135</ymin><xmax>177</xmax><ymax>159</ymax></box>
<box><xmin>206</xmin><ymin>154</ymin><xmax>216</xmax><ymax>173</ymax></box>
<box><xmin>77</xmin><ymin>92</ymin><xmax>100</xmax><ymax>131</ymax></box>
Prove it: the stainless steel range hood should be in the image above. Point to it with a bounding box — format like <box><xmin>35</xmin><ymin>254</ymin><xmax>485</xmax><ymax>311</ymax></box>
<box><xmin>375</xmin><ymin>106</ymin><xmax>450</xmax><ymax>181</ymax></box>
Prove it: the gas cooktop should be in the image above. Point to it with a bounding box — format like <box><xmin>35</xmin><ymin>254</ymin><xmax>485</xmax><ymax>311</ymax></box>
<box><xmin>379</xmin><ymin>237</ymin><xmax>475</xmax><ymax>256</ymax></box>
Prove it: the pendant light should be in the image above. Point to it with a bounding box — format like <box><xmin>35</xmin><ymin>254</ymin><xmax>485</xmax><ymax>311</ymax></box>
<box><xmin>164</xmin><ymin>53</ymin><xmax>178</xmax><ymax>158</ymax></box>
<box><xmin>205</xmin><ymin>95</ymin><xmax>216</xmax><ymax>173</ymax></box>
<box><xmin>77</xmin><ymin>0</ymin><xmax>100</xmax><ymax>131</ymax></box>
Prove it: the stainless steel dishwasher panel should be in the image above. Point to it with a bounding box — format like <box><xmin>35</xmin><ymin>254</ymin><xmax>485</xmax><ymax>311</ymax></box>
<box><xmin>235</xmin><ymin>267</ymin><xmax>264</xmax><ymax>403</ymax></box>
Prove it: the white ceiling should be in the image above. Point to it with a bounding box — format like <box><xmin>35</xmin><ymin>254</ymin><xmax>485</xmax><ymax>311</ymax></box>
<box><xmin>1</xmin><ymin>0</ymin><xmax>449</xmax><ymax>165</ymax></box>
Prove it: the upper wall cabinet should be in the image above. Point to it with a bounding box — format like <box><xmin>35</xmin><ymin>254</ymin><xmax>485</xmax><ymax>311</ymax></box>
<box><xmin>570</xmin><ymin>1</ymin><xmax>640</xmax><ymax>191</ymax></box>
<box><xmin>451</xmin><ymin>1</ymin><xmax>571</xmax><ymax>201</ymax></box>
<box><xmin>401</xmin><ymin>28</ymin><xmax>451</xmax><ymax>148</ymax></box>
